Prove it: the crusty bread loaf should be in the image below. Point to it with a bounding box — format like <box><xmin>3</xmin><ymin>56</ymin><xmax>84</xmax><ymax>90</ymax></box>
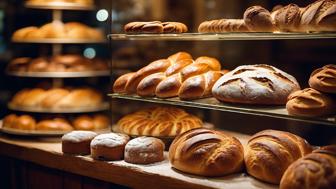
<box><xmin>244</xmin><ymin>6</ymin><xmax>276</xmax><ymax>32</ymax></box>
<box><xmin>117</xmin><ymin>107</ymin><xmax>203</xmax><ymax>137</ymax></box>
<box><xmin>280</xmin><ymin>145</ymin><xmax>336</xmax><ymax>189</ymax></box>
<box><xmin>273</xmin><ymin>4</ymin><xmax>302</xmax><ymax>32</ymax></box>
<box><xmin>212</xmin><ymin>64</ymin><xmax>300</xmax><ymax>105</ymax></box>
<box><xmin>309</xmin><ymin>64</ymin><xmax>336</xmax><ymax>94</ymax></box>
<box><xmin>286</xmin><ymin>88</ymin><xmax>336</xmax><ymax>117</ymax></box>
<box><xmin>245</xmin><ymin>130</ymin><xmax>312</xmax><ymax>184</ymax></box>
<box><xmin>125</xmin><ymin>137</ymin><xmax>165</xmax><ymax>164</ymax></box>
<box><xmin>124</xmin><ymin>21</ymin><xmax>188</xmax><ymax>34</ymax></box>
<box><xmin>12</xmin><ymin>21</ymin><xmax>103</xmax><ymax>41</ymax></box>
<box><xmin>169</xmin><ymin>128</ymin><xmax>244</xmax><ymax>177</ymax></box>
<box><xmin>198</xmin><ymin>19</ymin><xmax>249</xmax><ymax>33</ymax></box>
<box><xmin>10</xmin><ymin>87</ymin><xmax>103</xmax><ymax>109</ymax></box>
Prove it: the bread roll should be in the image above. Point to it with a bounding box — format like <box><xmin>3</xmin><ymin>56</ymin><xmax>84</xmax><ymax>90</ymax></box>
<box><xmin>125</xmin><ymin>137</ymin><xmax>165</xmax><ymax>164</ymax></box>
<box><xmin>245</xmin><ymin>130</ymin><xmax>312</xmax><ymax>184</ymax></box>
<box><xmin>117</xmin><ymin>107</ymin><xmax>203</xmax><ymax>137</ymax></box>
<box><xmin>198</xmin><ymin>19</ymin><xmax>249</xmax><ymax>33</ymax></box>
<box><xmin>8</xmin><ymin>57</ymin><xmax>31</xmax><ymax>72</ymax></box>
<box><xmin>212</xmin><ymin>64</ymin><xmax>300</xmax><ymax>105</ymax></box>
<box><xmin>90</xmin><ymin>133</ymin><xmax>130</xmax><ymax>161</ymax></box>
<box><xmin>286</xmin><ymin>88</ymin><xmax>336</xmax><ymax>117</ymax></box>
<box><xmin>169</xmin><ymin>128</ymin><xmax>244</xmax><ymax>177</ymax></box>
<box><xmin>92</xmin><ymin>114</ymin><xmax>109</xmax><ymax>130</ymax></box>
<box><xmin>124</xmin><ymin>21</ymin><xmax>188</xmax><ymax>34</ymax></box>
<box><xmin>12</xmin><ymin>27</ymin><xmax>38</xmax><ymax>40</ymax></box>
<box><xmin>243</xmin><ymin>6</ymin><xmax>276</xmax><ymax>32</ymax></box>
<box><xmin>62</xmin><ymin>131</ymin><xmax>97</xmax><ymax>155</ymax></box>
<box><xmin>3</xmin><ymin>114</ymin><xmax>18</xmax><ymax>128</ymax></box>
<box><xmin>280</xmin><ymin>145</ymin><xmax>336</xmax><ymax>189</ymax></box>
<box><xmin>309</xmin><ymin>64</ymin><xmax>336</xmax><ymax>94</ymax></box>
<box><xmin>36</xmin><ymin>118</ymin><xmax>73</xmax><ymax>131</ymax></box>
<box><xmin>162</xmin><ymin>22</ymin><xmax>188</xmax><ymax>33</ymax></box>
<box><xmin>14</xmin><ymin>115</ymin><xmax>36</xmax><ymax>130</ymax></box>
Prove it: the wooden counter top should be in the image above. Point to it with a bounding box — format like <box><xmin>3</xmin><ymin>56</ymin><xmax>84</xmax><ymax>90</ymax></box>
<box><xmin>0</xmin><ymin>131</ymin><xmax>278</xmax><ymax>189</ymax></box>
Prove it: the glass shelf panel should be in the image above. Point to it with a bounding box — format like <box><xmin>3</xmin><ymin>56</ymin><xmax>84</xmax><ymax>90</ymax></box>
<box><xmin>109</xmin><ymin>32</ymin><xmax>336</xmax><ymax>41</ymax></box>
<box><xmin>109</xmin><ymin>93</ymin><xmax>336</xmax><ymax>127</ymax></box>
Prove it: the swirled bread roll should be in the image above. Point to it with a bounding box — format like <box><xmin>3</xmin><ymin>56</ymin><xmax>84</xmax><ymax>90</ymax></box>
<box><xmin>245</xmin><ymin>130</ymin><xmax>312</xmax><ymax>184</ymax></box>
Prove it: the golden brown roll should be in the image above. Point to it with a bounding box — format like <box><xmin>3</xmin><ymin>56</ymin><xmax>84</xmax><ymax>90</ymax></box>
<box><xmin>125</xmin><ymin>137</ymin><xmax>165</xmax><ymax>164</ymax></box>
<box><xmin>7</xmin><ymin>57</ymin><xmax>31</xmax><ymax>72</ymax></box>
<box><xmin>286</xmin><ymin>88</ymin><xmax>336</xmax><ymax>117</ymax></box>
<box><xmin>169</xmin><ymin>128</ymin><xmax>244</xmax><ymax>177</ymax></box>
<box><xmin>245</xmin><ymin>130</ymin><xmax>312</xmax><ymax>184</ymax></box>
<box><xmin>12</xmin><ymin>27</ymin><xmax>38</xmax><ymax>41</ymax></box>
<box><xmin>14</xmin><ymin>115</ymin><xmax>36</xmax><ymax>130</ymax></box>
<box><xmin>309</xmin><ymin>65</ymin><xmax>336</xmax><ymax>94</ymax></box>
<box><xmin>113</xmin><ymin>72</ymin><xmax>136</xmax><ymax>93</ymax></box>
<box><xmin>3</xmin><ymin>114</ymin><xmax>18</xmax><ymax>128</ymax></box>
<box><xmin>280</xmin><ymin>145</ymin><xmax>336</xmax><ymax>189</ymax></box>
<box><xmin>117</xmin><ymin>107</ymin><xmax>203</xmax><ymax>137</ymax></box>
<box><xmin>36</xmin><ymin>118</ymin><xmax>73</xmax><ymax>131</ymax></box>
<box><xmin>62</xmin><ymin>131</ymin><xmax>98</xmax><ymax>155</ymax></box>
<box><xmin>72</xmin><ymin>115</ymin><xmax>109</xmax><ymax>130</ymax></box>
<box><xmin>92</xmin><ymin>114</ymin><xmax>109</xmax><ymax>130</ymax></box>
<box><xmin>162</xmin><ymin>22</ymin><xmax>188</xmax><ymax>33</ymax></box>
<box><xmin>90</xmin><ymin>133</ymin><xmax>130</xmax><ymax>161</ymax></box>
<box><xmin>243</xmin><ymin>6</ymin><xmax>276</xmax><ymax>32</ymax></box>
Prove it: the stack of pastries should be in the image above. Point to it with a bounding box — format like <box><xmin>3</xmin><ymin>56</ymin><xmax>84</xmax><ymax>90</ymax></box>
<box><xmin>12</xmin><ymin>21</ymin><xmax>103</xmax><ymax>41</ymax></box>
<box><xmin>10</xmin><ymin>87</ymin><xmax>103</xmax><ymax>109</ymax></box>
<box><xmin>26</xmin><ymin>0</ymin><xmax>94</xmax><ymax>6</ymax></box>
<box><xmin>199</xmin><ymin>0</ymin><xmax>336</xmax><ymax>33</ymax></box>
<box><xmin>3</xmin><ymin>114</ymin><xmax>109</xmax><ymax>131</ymax></box>
<box><xmin>113</xmin><ymin>52</ymin><xmax>228</xmax><ymax>100</ymax></box>
<box><xmin>286</xmin><ymin>64</ymin><xmax>336</xmax><ymax>117</ymax></box>
<box><xmin>8</xmin><ymin>55</ymin><xmax>108</xmax><ymax>73</ymax></box>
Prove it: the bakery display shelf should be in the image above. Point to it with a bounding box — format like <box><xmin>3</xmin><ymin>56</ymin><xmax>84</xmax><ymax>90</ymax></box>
<box><xmin>25</xmin><ymin>2</ymin><xmax>95</xmax><ymax>11</ymax></box>
<box><xmin>0</xmin><ymin>130</ymin><xmax>277</xmax><ymax>189</ymax></box>
<box><xmin>12</xmin><ymin>38</ymin><xmax>106</xmax><ymax>44</ymax></box>
<box><xmin>6</xmin><ymin>70</ymin><xmax>110</xmax><ymax>78</ymax></box>
<box><xmin>7</xmin><ymin>102</ymin><xmax>109</xmax><ymax>113</ymax></box>
<box><xmin>109</xmin><ymin>94</ymin><xmax>336</xmax><ymax>127</ymax></box>
<box><xmin>109</xmin><ymin>32</ymin><xmax>336</xmax><ymax>41</ymax></box>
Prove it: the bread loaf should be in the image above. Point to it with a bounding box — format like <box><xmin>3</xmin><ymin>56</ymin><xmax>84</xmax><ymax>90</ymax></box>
<box><xmin>273</xmin><ymin>4</ymin><xmax>302</xmax><ymax>32</ymax></box>
<box><xmin>124</xmin><ymin>21</ymin><xmax>188</xmax><ymax>34</ymax></box>
<box><xmin>309</xmin><ymin>64</ymin><xmax>336</xmax><ymax>94</ymax></box>
<box><xmin>198</xmin><ymin>19</ymin><xmax>249</xmax><ymax>33</ymax></box>
<box><xmin>245</xmin><ymin>130</ymin><xmax>312</xmax><ymax>184</ymax></box>
<box><xmin>62</xmin><ymin>131</ymin><xmax>97</xmax><ymax>155</ymax></box>
<box><xmin>244</xmin><ymin>6</ymin><xmax>276</xmax><ymax>32</ymax></box>
<box><xmin>169</xmin><ymin>128</ymin><xmax>244</xmax><ymax>177</ymax></box>
<box><xmin>280</xmin><ymin>145</ymin><xmax>336</xmax><ymax>189</ymax></box>
<box><xmin>117</xmin><ymin>107</ymin><xmax>203</xmax><ymax>137</ymax></box>
<box><xmin>212</xmin><ymin>64</ymin><xmax>300</xmax><ymax>105</ymax></box>
<box><xmin>286</xmin><ymin>88</ymin><xmax>336</xmax><ymax>117</ymax></box>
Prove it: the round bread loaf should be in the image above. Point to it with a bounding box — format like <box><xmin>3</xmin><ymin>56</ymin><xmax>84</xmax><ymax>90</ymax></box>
<box><xmin>90</xmin><ymin>133</ymin><xmax>130</xmax><ymax>160</ymax></box>
<box><xmin>117</xmin><ymin>107</ymin><xmax>203</xmax><ymax>137</ymax></box>
<box><xmin>286</xmin><ymin>88</ymin><xmax>336</xmax><ymax>117</ymax></box>
<box><xmin>273</xmin><ymin>4</ymin><xmax>301</xmax><ymax>32</ymax></box>
<box><xmin>280</xmin><ymin>145</ymin><xmax>336</xmax><ymax>189</ymax></box>
<box><xmin>243</xmin><ymin>6</ymin><xmax>276</xmax><ymax>32</ymax></box>
<box><xmin>309</xmin><ymin>64</ymin><xmax>336</xmax><ymax>94</ymax></box>
<box><xmin>212</xmin><ymin>64</ymin><xmax>300</xmax><ymax>105</ymax></box>
<box><xmin>62</xmin><ymin>131</ymin><xmax>97</xmax><ymax>155</ymax></box>
<box><xmin>125</xmin><ymin>137</ymin><xmax>165</xmax><ymax>164</ymax></box>
<box><xmin>245</xmin><ymin>130</ymin><xmax>312</xmax><ymax>184</ymax></box>
<box><xmin>169</xmin><ymin>128</ymin><xmax>244</xmax><ymax>177</ymax></box>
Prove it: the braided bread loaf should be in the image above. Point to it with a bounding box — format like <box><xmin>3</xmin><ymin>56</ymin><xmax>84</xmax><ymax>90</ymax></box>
<box><xmin>117</xmin><ymin>107</ymin><xmax>203</xmax><ymax>137</ymax></box>
<box><xmin>113</xmin><ymin>52</ymin><xmax>225</xmax><ymax>100</ymax></box>
<box><xmin>286</xmin><ymin>88</ymin><xmax>336</xmax><ymax>117</ymax></box>
<box><xmin>10</xmin><ymin>88</ymin><xmax>103</xmax><ymax>109</ymax></box>
<box><xmin>124</xmin><ymin>21</ymin><xmax>188</xmax><ymax>34</ymax></box>
<box><xmin>212</xmin><ymin>64</ymin><xmax>300</xmax><ymax>105</ymax></box>
<box><xmin>169</xmin><ymin>128</ymin><xmax>244</xmax><ymax>177</ymax></box>
<box><xmin>280</xmin><ymin>145</ymin><xmax>336</xmax><ymax>189</ymax></box>
<box><xmin>245</xmin><ymin>130</ymin><xmax>312</xmax><ymax>184</ymax></box>
<box><xmin>309</xmin><ymin>64</ymin><xmax>336</xmax><ymax>94</ymax></box>
<box><xmin>12</xmin><ymin>21</ymin><xmax>103</xmax><ymax>41</ymax></box>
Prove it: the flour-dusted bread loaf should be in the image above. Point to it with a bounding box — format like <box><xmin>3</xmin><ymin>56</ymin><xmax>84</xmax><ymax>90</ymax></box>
<box><xmin>62</xmin><ymin>131</ymin><xmax>97</xmax><ymax>155</ymax></box>
<box><xmin>245</xmin><ymin>130</ymin><xmax>312</xmax><ymax>184</ymax></box>
<box><xmin>117</xmin><ymin>107</ymin><xmax>203</xmax><ymax>137</ymax></box>
<box><xmin>125</xmin><ymin>136</ymin><xmax>165</xmax><ymax>164</ymax></box>
<box><xmin>169</xmin><ymin>128</ymin><xmax>244</xmax><ymax>177</ymax></box>
<box><xmin>212</xmin><ymin>64</ymin><xmax>300</xmax><ymax>105</ymax></box>
<box><xmin>243</xmin><ymin>6</ymin><xmax>276</xmax><ymax>32</ymax></box>
<box><xmin>280</xmin><ymin>145</ymin><xmax>336</xmax><ymax>189</ymax></box>
<box><xmin>286</xmin><ymin>88</ymin><xmax>336</xmax><ymax>117</ymax></box>
<box><xmin>90</xmin><ymin>133</ymin><xmax>130</xmax><ymax>160</ymax></box>
<box><xmin>309</xmin><ymin>64</ymin><xmax>336</xmax><ymax>94</ymax></box>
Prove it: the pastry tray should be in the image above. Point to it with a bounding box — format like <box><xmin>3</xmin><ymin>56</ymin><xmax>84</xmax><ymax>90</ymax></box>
<box><xmin>6</xmin><ymin>70</ymin><xmax>110</xmax><ymax>78</ymax></box>
<box><xmin>25</xmin><ymin>2</ymin><xmax>95</xmax><ymax>10</ymax></box>
<box><xmin>8</xmin><ymin>102</ymin><xmax>110</xmax><ymax>113</ymax></box>
<box><xmin>0</xmin><ymin>121</ymin><xmax>111</xmax><ymax>136</ymax></box>
<box><xmin>12</xmin><ymin>38</ymin><xmax>106</xmax><ymax>44</ymax></box>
